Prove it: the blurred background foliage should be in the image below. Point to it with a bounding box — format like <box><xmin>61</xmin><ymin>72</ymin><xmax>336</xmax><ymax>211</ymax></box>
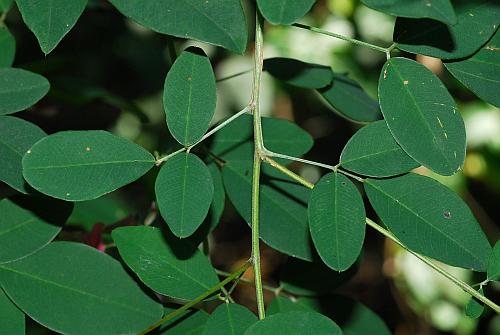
<box><xmin>2</xmin><ymin>0</ymin><xmax>499</xmax><ymax>334</ymax></box>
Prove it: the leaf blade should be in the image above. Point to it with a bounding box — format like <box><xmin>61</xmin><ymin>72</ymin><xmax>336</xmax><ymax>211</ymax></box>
<box><xmin>202</xmin><ymin>304</ymin><xmax>257</xmax><ymax>335</ymax></box>
<box><xmin>257</xmin><ymin>0</ymin><xmax>316</xmax><ymax>25</ymax></box>
<box><xmin>0</xmin><ymin>26</ymin><xmax>15</xmax><ymax>68</ymax></box>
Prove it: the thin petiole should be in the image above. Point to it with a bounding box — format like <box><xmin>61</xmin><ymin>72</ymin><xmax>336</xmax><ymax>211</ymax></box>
<box><xmin>336</xmin><ymin>168</ymin><xmax>365</xmax><ymax>183</ymax></box>
<box><xmin>264</xmin><ymin>149</ymin><xmax>336</xmax><ymax>171</ymax></box>
<box><xmin>217</xmin><ymin>69</ymin><xmax>253</xmax><ymax>83</ymax></box>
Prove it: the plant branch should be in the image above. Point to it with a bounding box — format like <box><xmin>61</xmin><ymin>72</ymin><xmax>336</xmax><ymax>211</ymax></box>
<box><xmin>138</xmin><ymin>260</ymin><xmax>252</xmax><ymax>335</ymax></box>
<box><xmin>216</xmin><ymin>269</ymin><xmax>283</xmax><ymax>296</ymax></box>
<box><xmin>292</xmin><ymin>23</ymin><xmax>390</xmax><ymax>54</ymax></box>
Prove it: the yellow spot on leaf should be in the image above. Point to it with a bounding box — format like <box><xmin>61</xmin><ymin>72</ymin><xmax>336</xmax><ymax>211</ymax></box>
<box><xmin>403</xmin><ymin>80</ymin><xmax>409</xmax><ymax>85</ymax></box>
<box><xmin>85</xmin><ymin>147</ymin><xmax>91</xmax><ymax>152</ymax></box>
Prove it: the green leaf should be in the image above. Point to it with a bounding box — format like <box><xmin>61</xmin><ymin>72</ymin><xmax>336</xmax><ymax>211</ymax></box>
<box><xmin>244</xmin><ymin>311</ymin><xmax>342</xmax><ymax>335</ymax></box>
<box><xmin>0</xmin><ymin>288</ymin><xmax>24</xmax><ymax>335</ymax></box>
<box><xmin>361</xmin><ymin>0</ymin><xmax>457</xmax><ymax>25</ymax></box>
<box><xmin>340</xmin><ymin>120</ymin><xmax>420</xmax><ymax>177</ymax></box>
<box><xmin>319</xmin><ymin>73</ymin><xmax>382</xmax><ymax>123</ymax></box>
<box><xmin>487</xmin><ymin>241</ymin><xmax>500</xmax><ymax>281</ymax></box>
<box><xmin>279</xmin><ymin>258</ymin><xmax>359</xmax><ymax>296</ymax></box>
<box><xmin>257</xmin><ymin>0</ymin><xmax>316</xmax><ymax>25</ymax></box>
<box><xmin>223</xmin><ymin>161</ymin><xmax>314</xmax><ymax>261</ymax></box>
<box><xmin>0</xmin><ymin>26</ymin><xmax>15</xmax><ymax>68</ymax></box>
<box><xmin>157</xmin><ymin>308</ymin><xmax>209</xmax><ymax>335</ymax></box>
<box><xmin>264</xmin><ymin>57</ymin><xmax>333</xmax><ymax>89</ymax></box>
<box><xmin>0</xmin><ymin>116</ymin><xmax>46</xmax><ymax>193</ymax></box>
<box><xmin>22</xmin><ymin>130</ymin><xmax>155</xmax><ymax>201</ymax></box>
<box><xmin>202</xmin><ymin>304</ymin><xmax>257</xmax><ymax>335</ymax></box>
<box><xmin>0</xmin><ymin>196</ymin><xmax>72</xmax><ymax>263</ymax></box>
<box><xmin>0</xmin><ymin>0</ymin><xmax>13</xmax><ymax>13</ymax></box>
<box><xmin>379</xmin><ymin>57</ymin><xmax>465</xmax><ymax>176</ymax></box>
<box><xmin>112</xmin><ymin>226</ymin><xmax>220</xmax><ymax>301</ymax></box>
<box><xmin>465</xmin><ymin>288</ymin><xmax>484</xmax><ymax>318</ymax></box>
<box><xmin>365</xmin><ymin>173</ymin><xmax>492</xmax><ymax>271</ymax></box>
<box><xmin>308</xmin><ymin>172</ymin><xmax>365</xmax><ymax>271</ymax></box>
<box><xmin>0</xmin><ymin>241</ymin><xmax>163</xmax><ymax>335</ymax></box>
<box><xmin>109</xmin><ymin>0</ymin><xmax>248</xmax><ymax>54</ymax></box>
<box><xmin>394</xmin><ymin>0</ymin><xmax>500</xmax><ymax>60</ymax></box>
<box><xmin>444</xmin><ymin>29</ymin><xmax>500</xmax><ymax>107</ymax></box>
<box><xmin>16</xmin><ymin>0</ymin><xmax>87</xmax><ymax>54</ymax></box>
<box><xmin>164</xmin><ymin>47</ymin><xmax>216</xmax><ymax>146</ymax></box>
<box><xmin>0</xmin><ymin>68</ymin><xmax>50</xmax><ymax>115</ymax></box>
<box><xmin>155</xmin><ymin>153</ymin><xmax>214</xmax><ymax>238</ymax></box>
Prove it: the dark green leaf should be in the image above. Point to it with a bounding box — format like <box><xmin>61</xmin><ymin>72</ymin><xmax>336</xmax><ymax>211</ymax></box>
<box><xmin>365</xmin><ymin>173</ymin><xmax>491</xmax><ymax>271</ymax></box>
<box><xmin>244</xmin><ymin>311</ymin><xmax>342</xmax><ymax>335</ymax></box>
<box><xmin>0</xmin><ymin>288</ymin><xmax>24</xmax><ymax>335</ymax></box>
<box><xmin>487</xmin><ymin>241</ymin><xmax>500</xmax><ymax>281</ymax></box>
<box><xmin>465</xmin><ymin>288</ymin><xmax>484</xmax><ymax>318</ymax></box>
<box><xmin>223</xmin><ymin>161</ymin><xmax>314</xmax><ymax>261</ymax></box>
<box><xmin>0</xmin><ymin>26</ymin><xmax>15</xmax><ymax>68</ymax></box>
<box><xmin>155</xmin><ymin>153</ymin><xmax>214</xmax><ymax>238</ymax></box>
<box><xmin>394</xmin><ymin>0</ymin><xmax>499</xmax><ymax>60</ymax></box>
<box><xmin>22</xmin><ymin>130</ymin><xmax>155</xmax><ymax>201</ymax></box>
<box><xmin>445</xmin><ymin>29</ymin><xmax>500</xmax><ymax>107</ymax></box>
<box><xmin>308</xmin><ymin>172</ymin><xmax>365</xmax><ymax>271</ymax></box>
<box><xmin>0</xmin><ymin>0</ymin><xmax>13</xmax><ymax>13</ymax></box>
<box><xmin>379</xmin><ymin>57</ymin><xmax>465</xmax><ymax>176</ymax></box>
<box><xmin>319</xmin><ymin>73</ymin><xmax>381</xmax><ymax>122</ymax></box>
<box><xmin>112</xmin><ymin>226</ymin><xmax>220</xmax><ymax>301</ymax></box>
<box><xmin>0</xmin><ymin>116</ymin><xmax>46</xmax><ymax>193</ymax></box>
<box><xmin>164</xmin><ymin>47</ymin><xmax>216</xmax><ymax>146</ymax></box>
<box><xmin>340</xmin><ymin>120</ymin><xmax>420</xmax><ymax>177</ymax></box>
<box><xmin>109</xmin><ymin>0</ymin><xmax>248</xmax><ymax>53</ymax></box>
<box><xmin>257</xmin><ymin>0</ymin><xmax>316</xmax><ymax>25</ymax></box>
<box><xmin>0</xmin><ymin>196</ymin><xmax>71</xmax><ymax>263</ymax></box>
<box><xmin>0</xmin><ymin>68</ymin><xmax>50</xmax><ymax>115</ymax></box>
<box><xmin>16</xmin><ymin>0</ymin><xmax>87</xmax><ymax>54</ymax></box>
<box><xmin>264</xmin><ymin>57</ymin><xmax>333</xmax><ymax>89</ymax></box>
<box><xmin>156</xmin><ymin>308</ymin><xmax>209</xmax><ymax>335</ymax></box>
<box><xmin>361</xmin><ymin>0</ymin><xmax>456</xmax><ymax>25</ymax></box>
<box><xmin>202</xmin><ymin>304</ymin><xmax>257</xmax><ymax>335</ymax></box>
<box><xmin>0</xmin><ymin>242</ymin><xmax>163</xmax><ymax>335</ymax></box>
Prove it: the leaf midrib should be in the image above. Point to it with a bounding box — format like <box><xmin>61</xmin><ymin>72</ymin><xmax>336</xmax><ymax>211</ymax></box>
<box><xmin>24</xmin><ymin>159</ymin><xmax>154</xmax><ymax>170</ymax></box>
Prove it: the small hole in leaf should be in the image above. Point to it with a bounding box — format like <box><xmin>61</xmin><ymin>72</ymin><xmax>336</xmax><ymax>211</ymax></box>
<box><xmin>443</xmin><ymin>211</ymin><xmax>452</xmax><ymax>219</ymax></box>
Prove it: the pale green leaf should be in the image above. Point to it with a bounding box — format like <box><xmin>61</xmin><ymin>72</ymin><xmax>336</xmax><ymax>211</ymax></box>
<box><xmin>0</xmin><ymin>288</ymin><xmax>24</xmax><ymax>335</ymax></box>
<box><xmin>22</xmin><ymin>130</ymin><xmax>155</xmax><ymax>201</ymax></box>
<box><xmin>340</xmin><ymin>120</ymin><xmax>420</xmax><ymax>177</ymax></box>
<box><xmin>308</xmin><ymin>172</ymin><xmax>366</xmax><ymax>271</ymax></box>
<box><xmin>164</xmin><ymin>47</ymin><xmax>216</xmax><ymax>146</ymax></box>
<box><xmin>155</xmin><ymin>152</ymin><xmax>214</xmax><ymax>238</ymax></box>
<box><xmin>0</xmin><ymin>68</ymin><xmax>50</xmax><ymax>115</ymax></box>
<box><xmin>16</xmin><ymin>0</ymin><xmax>87</xmax><ymax>54</ymax></box>
<box><xmin>264</xmin><ymin>57</ymin><xmax>333</xmax><ymax>89</ymax></box>
<box><xmin>109</xmin><ymin>0</ymin><xmax>248</xmax><ymax>53</ymax></box>
<box><xmin>202</xmin><ymin>304</ymin><xmax>257</xmax><ymax>335</ymax></box>
<box><xmin>112</xmin><ymin>226</ymin><xmax>220</xmax><ymax>301</ymax></box>
<box><xmin>257</xmin><ymin>0</ymin><xmax>316</xmax><ymax>25</ymax></box>
<box><xmin>0</xmin><ymin>26</ymin><xmax>15</xmax><ymax>68</ymax></box>
<box><xmin>0</xmin><ymin>242</ymin><xmax>163</xmax><ymax>335</ymax></box>
<box><xmin>379</xmin><ymin>57</ymin><xmax>465</xmax><ymax>176</ymax></box>
<box><xmin>365</xmin><ymin>173</ymin><xmax>491</xmax><ymax>271</ymax></box>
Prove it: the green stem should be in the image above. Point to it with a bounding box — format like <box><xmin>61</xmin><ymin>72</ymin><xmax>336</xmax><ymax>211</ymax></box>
<box><xmin>264</xmin><ymin>150</ymin><xmax>336</xmax><ymax>170</ymax></box>
<box><xmin>251</xmin><ymin>10</ymin><xmax>266</xmax><ymax>320</ymax></box>
<box><xmin>216</xmin><ymin>269</ymin><xmax>282</xmax><ymax>296</ymax></box>
<box><xmin>217</xmin><ymin>69</ymin><xmax>253</xmax><ymax>83</ymax></box>
<box><xmin>292</xmin><ymin>23</ymin><xmax>389</xmax><ymax>54</ymax></box>
<box><xmin>138</xmin><ymin>261</ymin><xmax>251</xmax><ymax>335</ymax></box>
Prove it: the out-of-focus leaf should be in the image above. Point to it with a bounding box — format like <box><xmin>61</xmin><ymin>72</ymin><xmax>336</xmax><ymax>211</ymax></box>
<box><xmin>264</xmin><ymin>57</ymin><xmax>333</xmax><ymax>89</ymax></box>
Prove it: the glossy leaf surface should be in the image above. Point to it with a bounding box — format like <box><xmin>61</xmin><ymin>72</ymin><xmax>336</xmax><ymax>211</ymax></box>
<box><xmin>0</xmin><ymin>242</ymin><xmax>163</xmax><ymax>335</ymax></box>
<box><xmin>164</xmin><ymin>47</ymin><xmax>216</xmax><ymax>146</ymax></box>
<box><xmin>23</xmin><ymin>130</ymin><xmax>155</xmax><ymax>201</ymax></box>
<box><xmin>361</xmin><ymin>0</ymin><xmax>456</xmax><ymax>24</ymax></box>
<box><xmin>257</xmin><ymin>0</ymin><xmax>316</xmax><ymax>25</ymax></box>
<box><xmin>202</xmin><ymin>304</ymin><xmax>257</xmax><ymax>335</ymax></box>
<box><xmin>365</xmin><ymin>173</ymin><xmax>491</xmax><ymax>271</ymax></box>
<box><xmin>264</xmin><ymin>57</ymin><xmax>333</xmax><ymax>89</ymax></box>
<box><xmin>0</xmin><ymin>68</ymin><xmax>49</xmax><ymax>115</ymax></box>
<box><xmin>112</xmin><ymin>226</ymin><xmax>219</xmax><ymax>300</ymax></box>
<box><xmin>379</xmin><ymin>57</ymin><xmax>465</xmax><ymax>176</ymax></box>
<box><xmin>109</xmin><ymin>0</ymin><xmax>248</xmax><ymax>53</ymax></box>
<box><xmin>0</xmin><ymin>27</ymin><xmax>15</xmax><ymax>68</ymax></box>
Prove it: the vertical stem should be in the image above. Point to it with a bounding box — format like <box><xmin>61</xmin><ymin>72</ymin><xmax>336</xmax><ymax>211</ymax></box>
<box><xmin>251</xmin><ymin>10</ymin><xmax>266</xmax><ymax>320</ymax></box>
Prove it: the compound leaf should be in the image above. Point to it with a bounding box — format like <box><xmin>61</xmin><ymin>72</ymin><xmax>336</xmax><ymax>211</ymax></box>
<box><xmin>264</xmin><ymin>57</ymin><xmax>333</xmax><ymax>89</ymax></box>
<box><xmin>257</xmin><ymin>0</ymin><xmax>316</xmax><ymax>25</ymax></box>
<box><xmin>0</xmin><ymin>116</ymin><xmax>46</xmax><ymax>193</ymax></box>
<box><xmin>0</xmin><ymin>68</ymin><xmax>49</xmax><ymax>115</ymax></box>
<box><xmin>379</xmin><ymin>57</ymin><xmax>465</xmax><ymax>176</ymax></box>
<box><xmin>202</xmin><ymin>304</ymin><xmax>257</xmax><ymax>335</ymax></box>
<box><xmin>445</xmin><ymin>29</ymin><xmax>500</xmax><ymax>107</ymax></box>
<box><xmin>109</xmin><ymin>0</ymin><xmax>248</xmax><ymax>53</ymax></box>
<box><xmin>308</xmin><ymin>173</ymin><xmax>366</xmax><ymax>271</ymax></box>
<box><xmin>361</xmin><ymin>0</ymin><xmax>456</xmax><ymax>25</ymax></box>
<box><xmin>155</xmin><ymin>153</ymin><xmax>214</xmax><ymax>238</ymax></box>
<box><xmin>340</xmin><ymin>120</ymin><xmax>420</xmax><ymax>177</ymax></box>
<box><xmin>164</xmin><ymin>47</ymin><xmax>216</xmax><ymax>146</ymax></box>
<box><xmin>112</xmin><ymin>226</ymin><xmax>219</xmax><ymax>301</ymax></box>
<box><xmin>394</xmin><ymin>0</ymin><xmax>499</xmax><ymax>60</ymax></box>
<box><xmin>22</xmin><ymin>130</ymin><xmax>155</xmax><ymax>201</ymax></box>
<box><xmin>0</xmin><ymin>242</ymin><xmax>163</xmax><ymax>335</ymax></box>
<box><xmin>365</xmin><ymin>173</ymin><xmax>491</xmax><ymax>271</ymax></box>
<box><xmin>16</xmin><ymin>0</ymin><xmax>87</xmax><ymax>54</ymax></box>
<box><xmin>0</xmin><ymin>26</ymin><xmax>15</xmax><ymax>68</ymax></box>
<box><xmin>0</xmin><ymin>288</ymin><xmax>24</xmax><ymax>335</ymax></box>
